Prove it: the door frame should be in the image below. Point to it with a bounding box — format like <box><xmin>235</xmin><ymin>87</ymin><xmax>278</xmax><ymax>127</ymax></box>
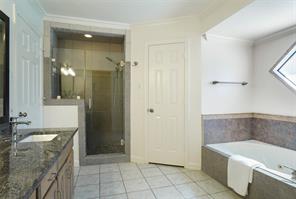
<box><xmin>144</xmin><ymin>40</ymin><xmax>189</xmax><ymax>167</ymax></box>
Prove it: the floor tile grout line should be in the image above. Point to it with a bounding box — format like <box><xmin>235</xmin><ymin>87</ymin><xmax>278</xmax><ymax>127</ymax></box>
<box><xmin>157</xmin><ymin>164</ymin><xmax>187</xmax><ymax>199</ymax></box>
<box><xmin>98</xmin><ymin>164</ymin><xmax>101</xmax><ymax>198</ymax></box>
<box><xmin>194</xmin><ymin>179</ymin><xmax>230</xmax><ymax>196</ymax></box>
<box><xmin>99</xmin><ymin>163</ymin><xmax>129</xmax><ymax>197</ymax></box>
<box><xmin>75</xmin><ymin>163</ymin><xmax>234</xmax><ymax>199</ymax></box>
<box><xmin>136</xmin><ymin>163</ymin><xmax>158</xmax><ymax>199</ymax></box>
<box><xmin>157</xmin><ymin>164</ymin><xmax>221</xmax><ymax>199</ymax></box>
<box><xmin>179</xmin><ymin>170</ymin><xmax>229</xmax><ymax>196</ymax></box>
<box><xmin>118</xmin><ymin>163</ymin><xmax>129</xmax><ymax>198</ymax></box>
<box><xmin>74</xmin><ymin>173</ymin><xmax>100</xmax><ymax>187</ymax></box>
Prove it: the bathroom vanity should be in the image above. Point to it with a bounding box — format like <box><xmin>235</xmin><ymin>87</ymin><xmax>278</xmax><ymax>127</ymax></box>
<box><xmin>0</xmin><ymin>128</ymin><xmax>77</xmax><ymax>199</ymax></box>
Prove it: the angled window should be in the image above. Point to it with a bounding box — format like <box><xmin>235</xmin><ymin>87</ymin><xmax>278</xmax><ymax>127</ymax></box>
<box><xmin>270</xmin><ymin>42</ymin><xmax>296</xmax><ymax>92</ymax></box>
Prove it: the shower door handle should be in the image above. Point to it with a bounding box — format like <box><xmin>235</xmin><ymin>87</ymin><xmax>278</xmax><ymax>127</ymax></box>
<box><xmin>88</xmin><ymin>98</ymin><xmax>92</xmax><ymax>110</ymax></box>
<box><xmin>148</xmin><ymin>108</ymin><xmax>154</xmax><ymax>113</ymax></box>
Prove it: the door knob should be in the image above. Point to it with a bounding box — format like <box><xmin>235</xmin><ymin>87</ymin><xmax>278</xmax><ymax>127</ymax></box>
<box><xmin>148</xmin><ymin>108</ymin><xmax>154</xmax><ymax>113</ymax></box>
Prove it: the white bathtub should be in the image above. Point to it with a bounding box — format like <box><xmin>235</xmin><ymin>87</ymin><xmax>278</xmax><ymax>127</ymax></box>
<box><xmin>207</xmin><ymin>140</ymin><xmax>296</xmax><ymax>181</ymax></box>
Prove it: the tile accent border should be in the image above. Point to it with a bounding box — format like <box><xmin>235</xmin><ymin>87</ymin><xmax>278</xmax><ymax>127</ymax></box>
<box><xmin>202</xmin><ymin>113</ymin><xmax>296</xmax><ymax>150</ymax></box>
<box><xmin>202</xmin><ymin>113</ymin><xmax>296</xmax><ymax>123</ymax></box>
<box><xmin>253</xmin><ymin>113</ymin><xmax>296</xmax><ymax>123</ymax></box>
<box><xmin>202</xmin><ymin>113</ymin><xmax>253</xmax><ymax>120</ymax></box>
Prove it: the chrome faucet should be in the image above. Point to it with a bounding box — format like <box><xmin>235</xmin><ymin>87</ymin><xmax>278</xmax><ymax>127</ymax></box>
<box><xmin>278</xmin><ymin>164</ymin><xmax>296</xmax><ymax>180</ymax></box>
<box><xmin>10</xmin><ymin>112</ymin><xmax>31</xmax><ymax>142</ymax></box>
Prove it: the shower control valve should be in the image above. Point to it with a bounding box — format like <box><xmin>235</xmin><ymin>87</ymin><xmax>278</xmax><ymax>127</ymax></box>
<box><xmin>148</xmin><ymin>108</ymin><xmax>154</xmax><ymax>113</ymax></box>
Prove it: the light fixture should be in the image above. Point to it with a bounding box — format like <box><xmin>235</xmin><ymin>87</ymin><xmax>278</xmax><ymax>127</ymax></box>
<box><xmin>84</xmin><ymin>34</ymin><xmax>92</xmax><ymax>38</ymax></box>
<box><xmin>60</xmin><ymin>64</ymin><xmax>76</xmax><ymax>77</ymax></box>
<box><xmin>68</xmin><ymin>67</ymin><xmax>76</xmax><ymax>77</ymax></box>
<box><xmin>61</xmin><ymin>66</ymin><xmax>69</xmax><ymax>76</ymax></box>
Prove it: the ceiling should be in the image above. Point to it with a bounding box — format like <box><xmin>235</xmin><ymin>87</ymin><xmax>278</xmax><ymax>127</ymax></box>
<box><xmin>209</xmin><ymin>0</ymin><xmax>296</xmax><ymax>41</ymax></box>
<box><xmin>38</xmin><ymin>0</ymin><xmax>218</xmax><ymax>24</ymax></box>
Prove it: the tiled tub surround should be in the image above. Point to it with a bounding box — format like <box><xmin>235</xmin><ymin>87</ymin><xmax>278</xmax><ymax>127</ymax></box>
<box><xmin>0</xmin><ymin>128</ymin><xmax>77</xmax><ymax>198</ymax></box>
<box><xmin>202</xmin><ymin>145</ymin><xmax>296</xmax><ymax>199</ymax></box>
<box><xmin>202</xmin><ymin>114</ymin><xmax>252</xmax><ymax>145</ymax></box>
<box><xmin>252</xmin><ymin>117</ymin><xmax>296</xmax><ymax>151</ymax></box>
<box><xmin>202</xmin><ymin>113</ymin><xmax>296</xmax><ymax>151</ymax></box>
<box><xmin>202</xmin><ymin>113</ymin><xmax>296</xmax><ymax>198</ymax></box>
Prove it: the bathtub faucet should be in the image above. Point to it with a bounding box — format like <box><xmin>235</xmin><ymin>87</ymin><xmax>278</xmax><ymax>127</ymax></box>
<box><xmin>278</xmin><ymin>165</ymin><xmax>296</xmax><ymax>180</ymax></box>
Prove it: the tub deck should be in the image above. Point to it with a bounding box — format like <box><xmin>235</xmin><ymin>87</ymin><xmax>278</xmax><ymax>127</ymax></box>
<box><xmin>202</xmin><ymin>142</ymin><xmax>296</xmax><ymax>199</ymax></box>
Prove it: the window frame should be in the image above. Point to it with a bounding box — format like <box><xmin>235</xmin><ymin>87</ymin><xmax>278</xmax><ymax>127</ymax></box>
<box><xmin>270</xmin><ymin>42</ymin><xmax>296</xmax><ymax>93</ymax></box>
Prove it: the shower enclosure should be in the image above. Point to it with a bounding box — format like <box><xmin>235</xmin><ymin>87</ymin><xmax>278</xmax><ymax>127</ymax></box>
<box><xmin>51</xmin><ymin>33</ymin><xmax>125</xmax><ymax>156</ymax></box>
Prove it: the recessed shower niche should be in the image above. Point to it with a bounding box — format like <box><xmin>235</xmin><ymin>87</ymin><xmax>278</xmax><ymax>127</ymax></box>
<box><xmin>50</xmin><ymin>30</ymin><xmax>126</xmax><ymax>156</ymax></box>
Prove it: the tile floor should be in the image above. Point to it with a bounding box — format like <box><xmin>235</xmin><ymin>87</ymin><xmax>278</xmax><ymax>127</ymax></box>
<box><xmin>74</xmin><ymin>163</ymin><xmax>242</xmax><ymax>199</ymax></box>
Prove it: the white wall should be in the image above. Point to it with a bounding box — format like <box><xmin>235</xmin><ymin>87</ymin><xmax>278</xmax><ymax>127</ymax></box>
<box><xmin>200</xmin><ymin>0</ymin><xmax>255</xmax><ymax>33</ymax></box>
<box><xmin>130</xmin><ymin>17</ymin><xmax>202</xmax><ymax>169</ymax></box>
<box><xmin>0</xmin><ymin>0</ymin><xmax>44</xmax><ymax>125</ymax></box>
<box><xmin>252</xmin><ymin>31</ymin><xmax>296</xmax><ymax>116</ymax></box>
<box><xmin>201</xmin><ymin>34</ymin><xmax>253</xmax><ymax>114</ymax></box>
<box><xmin>37</xmin><ymin>0</ymin><xmax>253</xmax><ymax>169</ymax></box>
<box><xmin>201</xmin><ymin>30</ymin><xmax>296</xmax><ymax>117</ymax></box>
<box><xmin>43</xmin><ymin>106</ymin><xmax>80</xmax><ymax>167</ymax></box>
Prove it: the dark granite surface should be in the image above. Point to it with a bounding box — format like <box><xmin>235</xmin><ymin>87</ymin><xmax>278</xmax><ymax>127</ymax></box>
<box><xmin>0</xmin><ymin>127</ymin><xmax>77</xmax><ymax>199</ymax></box>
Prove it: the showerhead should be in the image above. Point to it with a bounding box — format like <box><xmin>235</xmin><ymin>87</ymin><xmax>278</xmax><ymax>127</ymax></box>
<box><xmin>105</xmin><ymin>57</ymin><xmax>114</xmax><ymax>63</ymax></box>
<box><xmin>106</xmin><ymin>57</ymin><xmax>120</xmax><ymax>66</ymax></box>
<box><xmin>106</xmin><ymin>57</ymin><xmax>126</xmax><ymax>71</ymax></box>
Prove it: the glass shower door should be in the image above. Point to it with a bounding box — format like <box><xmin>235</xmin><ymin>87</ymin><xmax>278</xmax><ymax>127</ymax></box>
<box><xmin>85</xmin><ymin>50</ymin><xmax>125</xmax><ymax>155</ymax></box>
<box><xmin>53</xmin><ymin>48</ymin><xmax>125</xmax><ymax>155</ymax></box>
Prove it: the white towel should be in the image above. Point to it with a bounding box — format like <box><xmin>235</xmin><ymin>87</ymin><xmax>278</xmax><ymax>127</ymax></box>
<box><xmin>227</xmin><ymin>155</ymin><xmax>265</xmax><ymax>196</ymax></box>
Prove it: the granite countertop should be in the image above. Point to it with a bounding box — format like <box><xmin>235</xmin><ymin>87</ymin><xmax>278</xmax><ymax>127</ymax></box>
<box><xmin>0</xmin><ymin>127</ymin><xmax>78</xmax><ymax>199</ymax></box>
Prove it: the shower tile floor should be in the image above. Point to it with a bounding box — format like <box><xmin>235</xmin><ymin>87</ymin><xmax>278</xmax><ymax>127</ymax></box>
<box><xmin>74</xmin><ymin>163</ymin><xmax>242</xmax><ymax>199</ymax></box>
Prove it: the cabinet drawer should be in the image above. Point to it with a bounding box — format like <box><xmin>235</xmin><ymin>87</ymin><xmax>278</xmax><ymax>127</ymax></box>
<box><xmin>58</xmin><ymin>140</ymin><xmax>73</xmax><ymax>171</ymax></box>
<box><xmin>39</xmin><ymin>162</ymin><xmax>58</xmax><ymax>198</ymax></box>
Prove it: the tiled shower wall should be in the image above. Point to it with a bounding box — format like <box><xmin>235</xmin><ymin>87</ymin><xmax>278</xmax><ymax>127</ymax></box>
<box><xmin>202</xmin><ymin>113</ymin><xmax>296</xmax><ymax>151</ymax></box>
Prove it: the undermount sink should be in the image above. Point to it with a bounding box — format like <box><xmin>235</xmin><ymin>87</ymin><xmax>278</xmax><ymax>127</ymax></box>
<box><xmin>19</xmin><ymin>134</ymin><xmax>58</xmax><ymax>143</ymax></box>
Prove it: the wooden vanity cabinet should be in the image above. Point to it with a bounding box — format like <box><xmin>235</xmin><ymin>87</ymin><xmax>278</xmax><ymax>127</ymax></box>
<box><xmin>29</xmin><ymin>191</ymin><xmax>36</xmax><ymax>199</ymax></box>
<box><xmin>57</xmin><ymin>150</ymin><xmax>74</xmax><ymax>199</ymax></box>
<box><xmin>31</xmin><ymin>140</ymin><xmax>74</xmax><ymax>199</ymax></box>
<box><xmin>43</xmin><ymin>180</ymin><xmax>58</xmax><ymax>199</ymax></box>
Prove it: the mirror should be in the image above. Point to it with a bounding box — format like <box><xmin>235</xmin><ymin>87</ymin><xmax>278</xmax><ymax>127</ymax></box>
<box><xmin>0</xmin><ymin>10</ymin><xmax>9</xmax><ymax>125</ymax></box>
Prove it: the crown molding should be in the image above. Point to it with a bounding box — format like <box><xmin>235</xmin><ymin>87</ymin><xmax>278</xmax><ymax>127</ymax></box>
<box><xmin>205</xmin><ymin>33</ymin><xmax>254</xmax><ymax>45</ymax></box>
<box><xmin>254</xmin><ymin>25</ymin><xmax>296</xmax><ymax>46</ymax></box>
<box><xmin>44</xmin><ymin>14</ymin><xmax>130</xmax><ymax>30</ymax></box>
<box><xmin>130</xmin><ymin>15</ymin><xmax>200</xmax><ymax>27</ymax></box>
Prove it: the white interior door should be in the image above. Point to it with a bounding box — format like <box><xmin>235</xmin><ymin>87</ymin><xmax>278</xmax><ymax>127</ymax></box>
<box><xmin>147</xmin><ymin>42</ymin><xmax>185</xmax><ymax>166</ymax></box>
<box><xmin>14</xmin><ymin>15</ymin><xmax>42</xmax><ymax>127</ymax></box>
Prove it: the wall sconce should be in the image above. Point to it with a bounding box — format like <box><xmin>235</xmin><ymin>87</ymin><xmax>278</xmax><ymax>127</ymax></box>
<box><xmin>61</xmin><ymin>64</ymin><xmax>76</xmax><ymax>77</ymax></box>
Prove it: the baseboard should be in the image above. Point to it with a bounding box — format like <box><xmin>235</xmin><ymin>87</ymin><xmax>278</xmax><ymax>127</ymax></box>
<box><xmin>185</xmin><ymin>162</ymin><xmax>201</xmax><ymax>170</ymax></box>
<box><xmin>131</xmin><ymin>155</ymin><xmax>146</xmax><ymax>163</ymax></box>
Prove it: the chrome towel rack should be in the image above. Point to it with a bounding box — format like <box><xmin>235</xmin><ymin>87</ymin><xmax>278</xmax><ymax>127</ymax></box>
<box><xmin>212</xmin><ymin>81</ymin><xmax>248</xmax><ymax>86</ymax></box>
